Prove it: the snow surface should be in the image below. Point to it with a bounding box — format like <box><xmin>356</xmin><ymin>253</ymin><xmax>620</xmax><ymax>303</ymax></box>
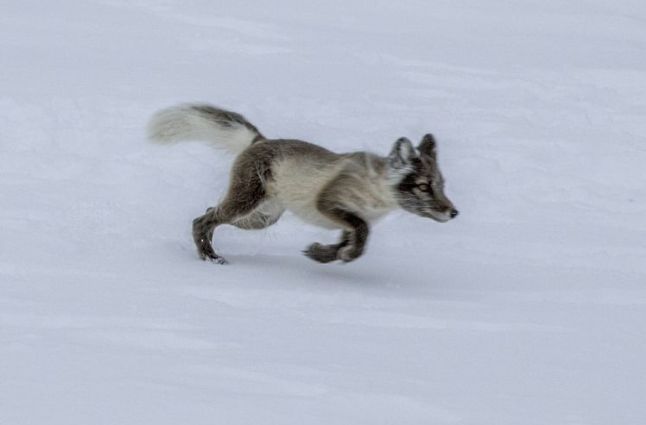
<box><xmin>2</xmin><ymin>1</ymin><xmax>646</xmax><ymax>424</ymax></box>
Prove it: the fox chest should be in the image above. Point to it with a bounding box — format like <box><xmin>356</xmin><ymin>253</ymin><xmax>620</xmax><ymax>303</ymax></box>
<box><xmin>269</xmin><ymin>162</ymin><xmax>396</xmax><ymax>229</ymax></box>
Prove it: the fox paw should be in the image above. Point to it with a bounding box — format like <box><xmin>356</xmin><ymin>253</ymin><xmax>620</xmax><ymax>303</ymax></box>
<box><xmin>303</xmin><ymin>242</ymin><xmax>339</xmax><ymax>263</ymax></box>
<box><xmin>199</xmin><ymin>251</ymin><xmax>228</xmax><ymax>265</ymax></box>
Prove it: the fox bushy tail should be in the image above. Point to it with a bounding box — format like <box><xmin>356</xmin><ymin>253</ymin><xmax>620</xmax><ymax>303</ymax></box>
<box><xmin>147</xmin><ymin>103</ymin><xmax>264</xmax><ymax>154</ymax></box>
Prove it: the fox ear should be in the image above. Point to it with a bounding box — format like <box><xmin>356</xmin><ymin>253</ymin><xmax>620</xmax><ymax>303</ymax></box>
<box><xmin>388</xmin><ymin>137</ymin><xmax>416</xmax><ymax>169</ymax></box>
<box><xmin>417</xmin><ymin>134</ymin><xmax>437</xmax><ymax>159</ymax></box>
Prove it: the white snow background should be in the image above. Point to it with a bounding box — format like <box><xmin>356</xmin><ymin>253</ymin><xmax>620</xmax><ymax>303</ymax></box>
<box><xmin>1</xmin><ymin>1</ymin><xmax>645</xmax><ymax>424</ymax></box>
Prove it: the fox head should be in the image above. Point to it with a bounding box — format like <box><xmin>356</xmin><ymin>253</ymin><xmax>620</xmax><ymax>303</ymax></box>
<box><xmin>387</xmin><ymin>134</ymin><xmax>458</xmax><ymax>223</ymax></box>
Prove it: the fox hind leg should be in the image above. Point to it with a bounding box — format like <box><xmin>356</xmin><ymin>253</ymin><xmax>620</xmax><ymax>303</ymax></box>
<box><xmin>193</xmin><ymin>156</ymin><xmax>272</xmax><ymax>264</ymax></box>
<box><xmin>193</xmin><ymin>201</ymin><xmax>282</xmax><ymax>264</ymax></box>
<box><xmin>193</xmin><ymin>208</ymin><xmax>231</xmax><ymax>264</ymax></box>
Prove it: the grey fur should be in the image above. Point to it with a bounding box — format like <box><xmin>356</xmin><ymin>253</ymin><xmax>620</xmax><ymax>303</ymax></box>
<box><xmin>148</xmin><ymin>103</ymin><xmax>458</xmax><ymax>264</ymax></box>
<box><xmin>191</xmin><ymin>104</ymin><xmax>265</xmax><ymax>143</ymax></box>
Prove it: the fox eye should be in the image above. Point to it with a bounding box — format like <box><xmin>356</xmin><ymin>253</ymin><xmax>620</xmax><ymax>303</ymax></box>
<box><xmin>417</xmin><ymin>183</ymin><xmax>430</xmax><ymax>192</ymax></box>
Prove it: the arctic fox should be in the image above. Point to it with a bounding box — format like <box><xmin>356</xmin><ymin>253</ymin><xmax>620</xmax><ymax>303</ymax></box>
<box><xmin>148</xmin><ymin>103</ymin><xmax>458</xmax><ymax>264</ymax></box>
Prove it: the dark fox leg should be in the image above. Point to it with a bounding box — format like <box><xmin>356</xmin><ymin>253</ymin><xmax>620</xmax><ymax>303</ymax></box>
<box><xmin>305</xmin><ymin>174</ymin><xmax>371</xmax><ymax>263</ymax></box>
<box><xmin>194</xmin><ymin>203</ymin><xmax>282</xmax><ymax>263</ymax></box>
<box><xmin>193</xmin><ymin>203</ymin><xmax>269</xmax><ymax>263</ymax></box>
<box><xmin>304</xmin><ymin>231</ymin><xmax>351</xmax><ymax>263</ymax></box>
<box><xmin>193</xmin><ymin>209</ymin><xmax>228</xmax><ymax>263</ymax></box>
<box><xmin>193</xmin><ymin>154</ymin><xmax>271</xmax><ymax>264</ymax></box>
<box><xmin>330</xmin><ymin>210</ymin><xmax>369</xmax><ymax>262</ymax></box>
<box><xmin>305</xmin><ymin>206</ymin><xmax>369</xmax><ymax>263</ymax></box>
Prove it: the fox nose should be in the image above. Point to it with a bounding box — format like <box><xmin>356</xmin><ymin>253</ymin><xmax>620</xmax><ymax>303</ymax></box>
<box><xmin>450</xmin><ymin>209</ymin><xmax>459</xmax><ymax>219</ymax></box>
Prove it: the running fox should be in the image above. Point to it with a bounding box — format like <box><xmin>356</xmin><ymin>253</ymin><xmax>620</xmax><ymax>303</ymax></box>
<box><xmin>147</xmin><ymin>103</ymin><xmax>458</xmax><ymax>264</ymax></box>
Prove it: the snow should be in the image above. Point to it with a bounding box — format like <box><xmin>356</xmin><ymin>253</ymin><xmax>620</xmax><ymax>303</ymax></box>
<box><xmin>1</xmin><ymin>1</ymin><xmax>645</xmax><ymax>424</ymax></box>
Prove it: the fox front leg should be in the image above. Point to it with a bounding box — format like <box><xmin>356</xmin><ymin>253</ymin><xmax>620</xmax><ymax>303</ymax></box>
<box><xmin>334</xmin><ymin>212</ymin><xmax>369</xmax><ymax>262</ymax></box>
<box><xmin>304</xmin><ymin>210</ymin><xmax>370</xmax><ymax>264</ymax></box>
<box><xmin>310</xmin><ymin>177</ymin><xmax>371</xmax><ymax>263</ymax></box>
